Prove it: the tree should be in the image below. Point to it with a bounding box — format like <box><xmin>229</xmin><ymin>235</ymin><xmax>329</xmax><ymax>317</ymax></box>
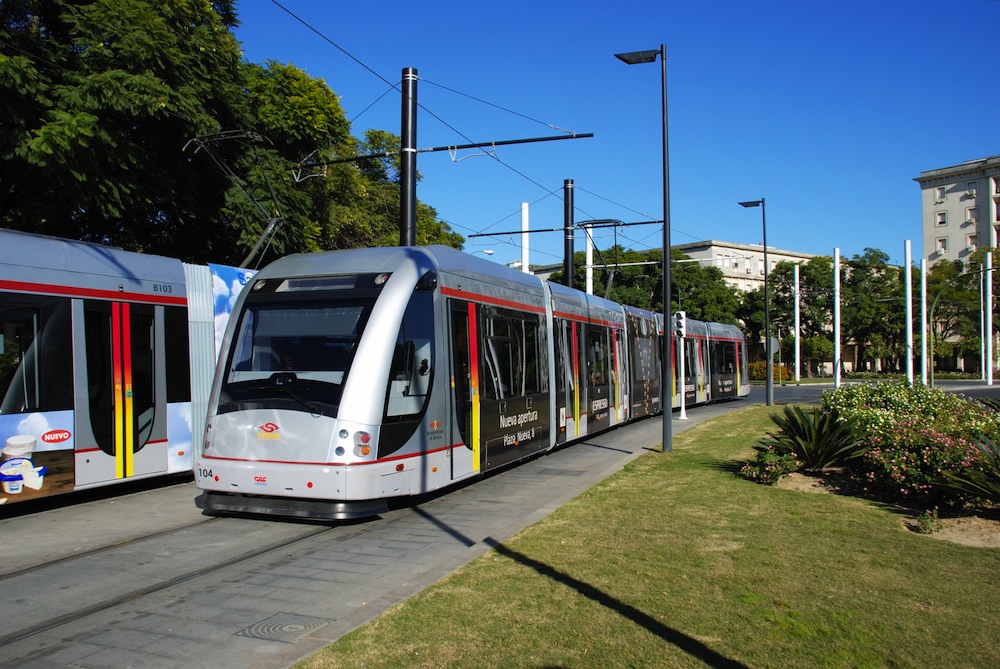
<box><xmin>2</xmin><ymin>3</ymin><xmax>464</xmax><ymax>264</ymax></box>
<box><xmin>1</xmin><ymin>0</ymin><xmax>246</xmax><ymax>259</ymax></box>
<box><xmin>842</xmin><ymin>248</ymin><xmax>904</xmax><ymax>372</ymax></box>
<box><xmin>925</xmin><ymin>257</ymin><xmax>982</xmax><ymax>370</ymax></box>
<box><xmin>740</xmin><ymin>256</ymin><xmax>838</xmax><ymax>374</ymax></box>
<box><xmin>767</xmin><ymin>256</ymin><xmax>834</xmax><ymax>339</ymax></box>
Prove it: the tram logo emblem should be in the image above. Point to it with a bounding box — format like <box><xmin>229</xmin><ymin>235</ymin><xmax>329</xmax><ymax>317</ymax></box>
<box><xmin>257</xmin><ymin>422</ymin><xmax>281</xmax><ymax>440</ymax></box>
<box><xmin>429</xmin><ymin>420</ymin><xmax>441</xmax><ymax>430</ymax></box>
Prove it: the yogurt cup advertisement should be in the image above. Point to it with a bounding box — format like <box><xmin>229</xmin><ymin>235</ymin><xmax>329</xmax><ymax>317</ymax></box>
<box><xmin>0</xmin><ymin>410</ymin><xmax>72</xmax><ymax>503</ymax></box>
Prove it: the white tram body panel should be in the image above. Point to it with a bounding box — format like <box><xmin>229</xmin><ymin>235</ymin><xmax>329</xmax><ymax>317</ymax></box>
<box><xmin>195</xmin><ymin>245</ymin><xmax>751</xmax><ymax>520</ymax></box>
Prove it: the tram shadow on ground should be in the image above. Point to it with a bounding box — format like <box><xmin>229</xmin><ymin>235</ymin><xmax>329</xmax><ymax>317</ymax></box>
<box><xmin>404</xmin><ymin>501</ymin><xmax>750</xmax><ymax>669</ymax></box>
<box><xmin>481</xmin><ymin>537</ymin><xmax>750</xmax><ymax>669</ymax></box>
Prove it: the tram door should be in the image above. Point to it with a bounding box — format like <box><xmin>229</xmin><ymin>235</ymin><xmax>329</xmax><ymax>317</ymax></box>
<box><xmin>75</xmin><ymin>300</ymin><xmax>167</xmax><ymax>486</ymax></box>
<box><xmin>586</xmin><ymin>325</ymin><xmax>613</xmax><ymax>433</ymax></box>
<box><xmin>448</xmin><ymin>300</ymin><xmax>477</xmax><ymax>479</ymax></box>
<box><xmin>554</xmin><ymin>319</ymin><xmax>582</xmax><ymax>444</ymax></box>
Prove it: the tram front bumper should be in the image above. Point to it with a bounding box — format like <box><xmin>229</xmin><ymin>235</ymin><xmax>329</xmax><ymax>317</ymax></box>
<box><xmin>194</xmin><ymin>490</ymin><xmax>388</xmax><ymax>520</ymax></box>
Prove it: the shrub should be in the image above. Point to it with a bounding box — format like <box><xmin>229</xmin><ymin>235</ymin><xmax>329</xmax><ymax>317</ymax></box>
<box><xmin>739</xmin><ymin>449</ymin><xmax>799</xmax><ymax>485</ymax></box>
<box><xmin>757</xmin><ymin>405</ymin><xmax>866</xmax><ymax>471</ymax></box>
<box><xmin>859</xmin><ymin>420</ymin><xmax>984</xmax><ymax>502</ymax></box>
<box><xmin>937</xmin><ymin>439</ymin><xmax>1000</xmax><ymax>504</ymax></box>
<box><xmin>748</xmin><ymin>362</ymin><xmax>793</xmax><ymax>382</ymax></box>
<box><xmin>822</xmin><ymin>382</ymin><xmax>1000</xmax><ymax>505</ymax></box>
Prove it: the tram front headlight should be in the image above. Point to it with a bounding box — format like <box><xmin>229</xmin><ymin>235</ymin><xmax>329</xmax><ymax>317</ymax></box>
<box><xmin>203</xmin><ymin>423</ymin><xmax>213</xmax><ymax>452</ymax></box>
<box><xmin>353</xmin><ymin>431</ymin><xmax>372</xmax><ymax>457</ymax></box>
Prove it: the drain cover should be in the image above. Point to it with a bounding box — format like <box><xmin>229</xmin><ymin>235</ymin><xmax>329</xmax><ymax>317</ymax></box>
<box><xmin>237</xmin><ymin>612</ymin><xmax>333</xmax><ymax>643</ymax></box>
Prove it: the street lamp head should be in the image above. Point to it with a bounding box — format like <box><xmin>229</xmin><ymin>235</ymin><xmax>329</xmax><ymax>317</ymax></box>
<box><xmin>615</xmin><ymin>49</ymin><xmax>660</xmax><ymax>65</ymax></box>
<box><xmin>738</xmin><ymin>200</ymin><xmax>762</xmax><ymax>208</ymax></box>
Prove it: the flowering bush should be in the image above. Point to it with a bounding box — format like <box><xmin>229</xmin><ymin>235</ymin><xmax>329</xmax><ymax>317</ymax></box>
<box><xmin>938</xmin><ymin>438</ymin><xmax>1000</xmax><ymax>504</ymax></box>
<box><xmin>739</xmin><ymin>449</ymin><xmax>800</xmax><ymax>485</ymax></box>
<box><xmin>822</xmin><ymin>382</ymin><xmax>999</xmax><ymax>505</ymax></box>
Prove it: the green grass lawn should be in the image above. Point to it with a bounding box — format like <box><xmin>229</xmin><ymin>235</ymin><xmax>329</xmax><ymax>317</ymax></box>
<box><xmin>296</xmin><ymin>406</ymin><xmax>1000</xmax><ymax>669</ymax></box>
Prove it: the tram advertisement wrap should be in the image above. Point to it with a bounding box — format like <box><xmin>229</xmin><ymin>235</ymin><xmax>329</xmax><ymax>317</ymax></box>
<box><xmin>0</xmin><ymin>410</ymin><xmax>72</xmax><ymax>502</ymax></box>
<box><xmin>482</xmin><ymin>395</ymin><xmax>549</xmax><ymax>470</ymax></box>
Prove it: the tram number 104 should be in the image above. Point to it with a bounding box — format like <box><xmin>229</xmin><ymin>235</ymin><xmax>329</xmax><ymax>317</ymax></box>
<box><xmin>197</xmin><ymin>468</ymin><xmax>213</xmax><ymax>479</ymax></box>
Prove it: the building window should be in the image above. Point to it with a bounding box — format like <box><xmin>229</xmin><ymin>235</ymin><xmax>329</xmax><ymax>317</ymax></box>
<box><xmin>967</xmin><ymin>234</ymin><xmax>977</xmax><ymax>252</ymax></box>
<box><xmin>936</xmin><ymin>237</ymin><xmax>948</xmax><ymax>254</ymax></box>
<box><xmin>967</xmin><ymin>181</ymin><xmax>977</xmax><ymax>197</ymax></box>
<box><xmin>935</xmin><ymin>186</ymin><xmax>946</xmax><ymax>202</ymax></box>
<box><xmin>967</xmin><ymin>208</ymin><xmax>977</xmax><ymax>223</ymax></box>
<box><xmin>936</xmin><ymin>211</ymin><xmax>947</xmax><ymax>226</ymax></box>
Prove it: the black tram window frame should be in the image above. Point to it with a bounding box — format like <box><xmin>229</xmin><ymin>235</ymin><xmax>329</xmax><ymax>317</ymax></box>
<box><xmin>164</xmin><ymin>306</ymin><xmax>191</xmax><ymax>403</ymax></box>
<box><xmin>480</xmin><ymin>305</ymin><xmax>545</xmax><ymax>401</ymax></box>
<box><xmin>0</xmin><ymin>294</ymin><xmax>73</xmax><ymax>414</ymax></box>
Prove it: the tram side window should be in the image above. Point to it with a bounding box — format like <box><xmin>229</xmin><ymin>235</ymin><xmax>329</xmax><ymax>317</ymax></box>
<box><xmin>631</xmin><ymin>318</ymin><xmax>657</xmax><ymax>381</ymax></box>
<box><xmin>384</xmin><ymin>291</ymin><xmax>434</xmax><ymax>421</ymax></box>
<box><xmin>0</xmin><ymin>296</ymin><xmax>73</xmax><ymax>414</ymax></box>
<box><xmin>164</xmin><ymin>306</ymin><xmax>191</xmax><ymax>403</ymax></box>
<box><xmin>554</xmin><ymin>321</ymin><xmax>569</xmax><ymax>396</ymax></box>
<box><xmin>712</xmin><ymin>341</ymin><xmax>736</xmax><ymax>375</ymax></box>
<box><xmin>481</xmin><ymin>307</ymin><xmax>544</xmax><ymax>400</ymax></box>
<box><xmin>588</xmin><ymin>325</ymin><xmax>611</xmax><ymax>386</ymax></box>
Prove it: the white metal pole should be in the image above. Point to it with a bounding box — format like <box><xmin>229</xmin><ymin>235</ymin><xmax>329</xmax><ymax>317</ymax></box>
<box><xmin>585</xmin><ymin>224</ymin><xmax>594</xmax><ymax>295</ymax></box>
<box><xmin>987</xmin><ymin>251</ymin><xmax>993</xmax><ymax>386</ymax></box>
<box><xmin>905</xmin><ymin>240</ymin><xmax>913</xmax><ymax>384</ymax></box>
<box><xmin>921</xmin><ymin>259</ymin><xmax>928</xmax><ymax>385</ymax></box>
<box><xmin>981</xmin><ymin>264</ymin><xmax>986</xmax><ymax>381</ymax></box>
<box><xmin>794</xmin><ymin>263</ymin><xmax>801</xmax><ymax>383</ymax></box>
<box><xmin>834</xmin><ymin>247</ymin><xmax>841</xmax><ymax>388</ymax></box>
<box><xmin>521</xmin><ymin>202</ymin><xmax>530</xmax><ymax>274</ymax></box>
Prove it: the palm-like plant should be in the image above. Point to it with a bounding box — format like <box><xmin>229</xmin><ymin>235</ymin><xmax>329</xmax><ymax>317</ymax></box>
<box><xmin>757</xmin><ymin>405</ymin><xmax>866</xmax><ymax>471</ymax></box>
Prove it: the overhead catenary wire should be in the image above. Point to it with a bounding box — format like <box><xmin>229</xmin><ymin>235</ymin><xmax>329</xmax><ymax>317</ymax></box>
<box><xmin>267</xmin><ymin>0</ymin><xmax>694</xmax><ymax>258</ymax></box>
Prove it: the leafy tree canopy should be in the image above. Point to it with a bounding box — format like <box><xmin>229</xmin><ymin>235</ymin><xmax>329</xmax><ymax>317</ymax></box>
<box><xmin>1</xmin><ymin>1</ymin><xmax>463</xmax><ymax>265</ymax></box>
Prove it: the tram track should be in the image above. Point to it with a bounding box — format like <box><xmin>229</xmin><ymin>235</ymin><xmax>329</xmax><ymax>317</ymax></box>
<box><xmin>0</xmin><ymin>516</ymin><xmax>224</xmax><ymax>582</ymax></box>
<box><xmin>0</xmin><ymin>519</ymin><xmax>337</xmax><ymax>648</ymax></box>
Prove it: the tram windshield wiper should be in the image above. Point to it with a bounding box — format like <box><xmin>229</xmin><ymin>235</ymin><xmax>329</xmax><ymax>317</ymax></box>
<box><xmin>225</xmin><ymin>374</ymin><xmax>326</xmax><ymax>415</ymax></box>
<box><xmin>271</xmin><ymin>385</ymin><xmax>322</xmax><ymax>414</ymax></box>
<box><xmin>265</xmin><ymin>373</ymin><xmax>322</xmax><ymax>414</ymax></box>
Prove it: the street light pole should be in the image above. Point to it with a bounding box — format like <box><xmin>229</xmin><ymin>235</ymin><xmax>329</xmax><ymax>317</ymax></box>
<box><xmin>616</xmin><ymin>44</ymin><xmax>672</xmax><ymax>452</ymax></box>
<box><xmin>739</xmin><ymin>198</ymin><xmax>772</xmax><ymax>406</ymax></box>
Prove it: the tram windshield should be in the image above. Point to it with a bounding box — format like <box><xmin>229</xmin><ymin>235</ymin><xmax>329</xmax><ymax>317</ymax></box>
<box><xmin>219</xmin><ymin>299</ymin><xmax>374</xmax><ymax>415</ymax></box>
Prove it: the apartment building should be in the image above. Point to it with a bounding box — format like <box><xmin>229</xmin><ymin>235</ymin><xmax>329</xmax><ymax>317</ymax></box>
<box><xmin>915</xmin><ymin>155</ymin><xmax>1000</xmax><ymax>264</ymax></box>
<box><xmin>673</xmin><ymin>240</ymin><xmax>815</xmax><ymax>292</ymax></box>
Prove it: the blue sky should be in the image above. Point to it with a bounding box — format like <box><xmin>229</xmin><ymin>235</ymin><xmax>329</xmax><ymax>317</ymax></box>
<box><xmin>233</xmin><ymin>0</ymin><xmax>1000</xmax><ymax>269</ymax></box>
